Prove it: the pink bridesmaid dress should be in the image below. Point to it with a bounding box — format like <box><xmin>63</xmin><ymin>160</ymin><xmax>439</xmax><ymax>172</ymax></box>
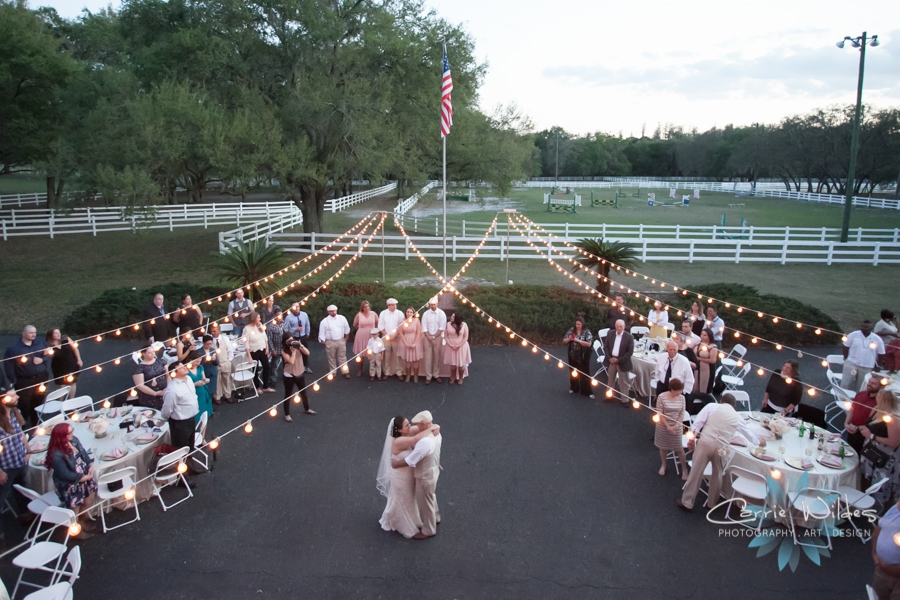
<box><xmin>353</xmin><ymin>311</ymin><xmax>378</xmax><ymax>355</ymax></box>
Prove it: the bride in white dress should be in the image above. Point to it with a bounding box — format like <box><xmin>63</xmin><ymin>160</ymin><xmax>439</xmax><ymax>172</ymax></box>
<box><xmin>376</xmin><ymin>415</ymin><xmax>439</xmax><ymax>538</ymax></box>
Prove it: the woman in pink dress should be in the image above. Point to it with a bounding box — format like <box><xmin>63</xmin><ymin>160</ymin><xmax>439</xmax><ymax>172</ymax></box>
<box><xmin>352</xmin><ymin>300</ymin><xmax>379</xmax><ymax>377</ymax></box>
<box><xmin>399</xmin><ymin>307</ymin><xmax>422</xmax><ymax>383</ymax></box>
<box><xmin>444</xmin><ymin>313</ymin><xmax>471</xmax><ymax>385</ymax></box>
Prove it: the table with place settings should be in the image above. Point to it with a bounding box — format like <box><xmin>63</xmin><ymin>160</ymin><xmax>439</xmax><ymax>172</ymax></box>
<box><xmin>631</xmin><ymin>349</ymin><xmax>661</xmax><ymax>398</ymax></box>
<box><xmin>26</xmin><ymin>406</ymin><xmax>171</xmax><ymax>510</ymax></box>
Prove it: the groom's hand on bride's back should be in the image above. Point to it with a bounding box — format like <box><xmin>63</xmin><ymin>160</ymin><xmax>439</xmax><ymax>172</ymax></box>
<box><xmin>431</xmin><ymin>425</ymin><xmax>440</xmax><ymax>436</ymax></box>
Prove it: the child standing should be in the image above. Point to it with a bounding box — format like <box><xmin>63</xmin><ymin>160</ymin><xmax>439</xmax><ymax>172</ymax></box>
<box><xmin>366</xmin><ymin>328</ymin><xmax>385</xmax><ymax>382</ymax></box>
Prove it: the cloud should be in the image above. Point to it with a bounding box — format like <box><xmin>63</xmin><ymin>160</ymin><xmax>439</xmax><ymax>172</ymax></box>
<box><xmin>542</xmin><ymin>33</ymin><xmax>900</xmax><ymax>102</ymax></box>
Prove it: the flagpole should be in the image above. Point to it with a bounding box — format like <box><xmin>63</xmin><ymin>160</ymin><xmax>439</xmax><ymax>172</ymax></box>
<box><xmin>442</xmin><ymin>136</ymin><xmax>447</xmax><ymax>280</ymax></box>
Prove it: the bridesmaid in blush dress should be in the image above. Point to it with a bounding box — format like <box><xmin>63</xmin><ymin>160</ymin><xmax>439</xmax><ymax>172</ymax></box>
<box><xmin>352</xmin><ymin>300</ymin><xmax>379</xmax><ymax>377</ymax></box>
<box><xmin>399</xmin><ymin>307</ymin><xmax>423</xmax><ymax>383</ymax></box>
<box><xmin>444</xmin><ymin>313</ymin><xmax>471</xmax><ymax>385</ymax></box>
<box><xmin>695</xmin><ymin>328</ymin><xmax>718</xmax><ymax>395</ymax></box>
<box><xmin>377</xmin><ymin>416</ymin><xmax>440</xmax><ymax>538</ymax></box>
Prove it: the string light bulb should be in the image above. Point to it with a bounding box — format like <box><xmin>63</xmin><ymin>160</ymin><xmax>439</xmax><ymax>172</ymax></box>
<box><xmin>244</xmin><ymin>422</ymin><xmax>254</xmax><ymax>434</ymax></box>
<box><xmin>124</xmin><ymin>488</ymin><xmax>136</xmax><ymax>501</ymax></box>
<box><xmin>652</xmin><ymin>414</ymin><xmax>660</xmax><ymax>423</ymax></box>
<box><xmin>177</xmin><ymin>462</ymin><xmax>188</xmax><ymax>474</ymax></box>
<box><xmin>209</xmin><ymin>439</ymin><xmax>220</xmax><ymax>450</ymax></box>
<box><xmin>632</xmin><ymin>400</ymin><xmax>640</xmax><ymax>409</ymax></box>
<box><xmin>770</xmin><ymin>468</ymin><xmax>782</xmax><ymax>480</ymax></box>
<box><xmin>269</xmin><ymin>408</ymin><xmax>277</xmax><ymax>417</ymax></box>
<box><xmin>68</xmin><ymin>523</ymin><xmax>82</xmax><ymax>537</ymax></box>
<box><xmin>313</xmin><ymin>383</ymin><xmax>321</xmax><ymax>392</ymax></box>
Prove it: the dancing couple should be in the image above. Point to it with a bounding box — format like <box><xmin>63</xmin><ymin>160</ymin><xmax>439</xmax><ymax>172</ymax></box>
<box><xmin>376</xmin><ymin>411</ymin><xmax>442</xmax><ymax>540</ymax></box>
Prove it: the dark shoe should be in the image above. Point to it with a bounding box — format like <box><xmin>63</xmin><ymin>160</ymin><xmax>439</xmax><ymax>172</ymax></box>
<box><xmin>434</xmin><ymin>378</ymin><xmax>442</xmax><ymax>384</ymax></box>
<box><xmin>412</xmin><ymin>532</ymin><xmax>434</xmax><ymax>540</ymax></box>
<box><xmin>425</xmin><ymin>379</ymin><xmax>431</xmax><ymax>385</ymax></box>
<box><xmin>370</xmin><ymin>376</ymin><xmax>375</xmax><ymax>382</ymax></box>
<box><xmin>213</xmin><ymin>397</ymin><xmax>222</xmax><ymax>405</ymax></box>
<box><xmin>225</xmin><ymin>397</ymin><xmax>235</xmax><ymax>404</ymax></box>
<box><xmin>343</xmin><ymin>374</ymin><xmax>350</xmax><ymax>380</ymax></box>
<box><xmin>676</xmin><ymin>500</ymin><xmax>690</xmax><ymax>512</ymax></box>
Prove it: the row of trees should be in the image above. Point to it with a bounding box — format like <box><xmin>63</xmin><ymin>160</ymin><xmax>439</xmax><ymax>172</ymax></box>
<box><xmin>0</xmin><ymin>0</ymin><xmax>536</xmax><ymax>231</ymax></box>
<box><xmin>535</xmin><ymin>106</ymin><xmax>900</xmax><ymax>195</ymax></box>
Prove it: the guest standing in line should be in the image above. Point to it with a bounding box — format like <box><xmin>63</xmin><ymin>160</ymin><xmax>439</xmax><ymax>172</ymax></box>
<box><xmin>688</xmin><ymin>301</ymin><xmax>705</xmax><ymax>336</ymax></box>
<box><xmin>399</xmin><ymin>307</ymin><xmax>423</xmax><ymax>383</ymax></box>
<box><xmin>261</xmin><ymin>297</ymin><xmax>281</xmax><ymax>328</ymax></box>
<box><xmin>284</xmin><ymin>302</ymin><xmax>312</xmax><ymax>373</ymax></box>
<box><xmin>654</xmin><ymin>341</ymin><xmax>695</xmax><ymax>397</ymax></box>
<box><xmin>132</xmin><ymin>346</ymin><xmax>168</xmax><ymax>410</ymax></box>
<box><xmin>162</xmin><ymin>361</ymin><xmax>200</xmax><ymax>476</ymax></box>
<box><xmin>243</xmin><ymin>312</ymin><xmax>274</xmax><ymax>392</ymax></box>
<box><xmin>603</xmin><ymin>319</ymin><xmax>634</xmax><ymax>402</ymax></box>
<box><xmin>705</xmin><ymin>305</ymin><xmax>725</xmax><ymax>344</ymax></box>
<box><xmin>565</xmin><ymin>317</ymin><xmax>594</xmax><ymax>399</ymax></box>
<box><xmin>655</xmin><ymin>378</ymin><xmax>688</xmax><ymax>480</ymax></box>
<box><xmin>227</xmin><ymin>289</ymin><xmax>253</xmax><ymax>337</ymax></box>
<box><xmin>421</xmin><ymin>297</ymin><xmax>447</xmax><ymax>385</ymax></box>
<box><xmin>877</xmin><ymin>309</ymin><xmax>900</xmax><ymax>373</ymax></box>
<box><xmin>141</xmin><ymin>293</ymin><xmax>172</xmax><ymax>344</ymax></box>
<box><xmin>761</xmin><ymin>360</ymin><xmax>803</xmax><ymax>416</ymax></box>
<box><xmin>839</xmin><ymin>319</ymin><xmax>883</xmax><ymax>391</ymax></box>
<box><xmin>185</xmin><ymin>350</ymin><xmax>213</xmax><ymax>420</ymax></box>
<box><xmin>366</xmin><ymin>328</ymin><xmax>385</xmax><ymax>382</ymax></box>
<box><xmin>281</xmin><ymin>333</ymin><xmax>314</xmax><ymax>422</ymax></box>
<box><xmin>694</xmin><ymin>328</ymin><xmax>718</xmax><ymax>395</ymax></box>
<box><xmin>0</xmin><ymin>393</ymin><xmax>31</xmax><ymax>548</ymax></box>
<box><xmin>444</xmin><ymin>313</ymin><xmax>471</xmax><ymax>385</ymax></box>
<box><xmin>265</xmin><ymin>307</ymin><xmax>286</xmax><ymax>390</ymax></box>
<box><xmin>199</xmin><ymin>334</ymin><xmax>219</xmax><ymax>406</ymax></box>
<box><xmin>606</xmin><ymin>294</ymin><xmax>633</xmax><ymax>331</ymax></box>
<box><xmin>173</xmin><ymin>294</ymin><xmax>203</xmax><ymax>334</ymax></box>
<box><xmin>318</xmin><ymin>305</ymin><xmax>351</xmax><ymax>379</ymax></box>
<box><xmin>352</xmin><ymin>300</ymin><xmax>379</xmax><ymax>378</ymax></box>
<box><xmin>209</xmin><ymin>322</ymin><xmax>235</xmax><ymax>404</ymax></box>
<box><xmin>647</xmin><ymin>300</ymin><xmax>669</xmax><ymax>339</ymax></box>
<box><xmin>379</xmin><ymin>298</ymin><xmax>404</xmax><ymax>379</ymax></box>
<box><xmin>46</xmin><ymin>329</ymin><xmax>83</xmax><ymax>397</ymax></box>
<box><xmin>3</xmin><ymin>325</ymin><xmax>49</xmax><ymax>427</ymax></box>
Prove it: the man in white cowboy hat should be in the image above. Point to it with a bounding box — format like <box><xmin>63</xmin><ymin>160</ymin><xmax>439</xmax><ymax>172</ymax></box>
<box><xmin>392</xmin><ymin>410</ymin><xmax>442</xmax><ymax>539</ymax></box>
<box><xmin>318</xmin><ymin>304</ymin><xmax>351</xmax><ymax>379</ymax></box>
<box><xmin>421</xmin><ymin>296</ymin><xmax>447</xmax><ymax>384</ymax></box>
<box><xmin>378</xmin><ymin>298</ymin><xmax>404</xmax><ymax>379</ymax></box>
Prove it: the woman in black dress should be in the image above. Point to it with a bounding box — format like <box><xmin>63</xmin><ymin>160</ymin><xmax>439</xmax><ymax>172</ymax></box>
<box><xmin>563</xmin><ymin>317</ymin><xmax>594</xmax><ymax>399</ymax></box>
<box><xmin>132</xmin><ymin>346</ymin><xmax>168</xmax><ymax>410</ymax></box>
<box><xmin>173</xmin><ymin>294</ymin><xmax>204</xmax><ymax>334</ymax></box>
<box><xmin>46</xmin><ymin>329</ymin><xmax>83</xmax><ymax>397</ymax></box>
<box><xmin>688</xmin><ymin>301</ymin><xmax>705</xmax><ymax>337</ymax></box>
<box><xmin>761</xmin><ymin>360</ymin><xmax>803</xmax><ymax>415</ymax></box>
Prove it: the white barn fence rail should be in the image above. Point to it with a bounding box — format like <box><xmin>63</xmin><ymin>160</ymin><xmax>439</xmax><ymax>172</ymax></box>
<box><xmin>323</xmin><ymin>182</ymin><xmax>397</xmax><ymax>212</ymax></box>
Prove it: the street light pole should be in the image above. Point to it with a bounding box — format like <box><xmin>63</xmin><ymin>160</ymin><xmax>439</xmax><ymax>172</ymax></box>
<box><xmin>837</xmin><ymin>31</ymin><xmax>879</xmax><ymax>243</ymax></box>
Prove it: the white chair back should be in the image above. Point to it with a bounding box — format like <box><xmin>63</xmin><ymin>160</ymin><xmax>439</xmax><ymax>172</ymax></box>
<box><xmin>12</xmin><ymin>485</ymin><xmax>42</xmax><ymax>504</ymax></box>
<box><xmin>195</xmin><ymin>411</ymin><xmax>208</xmax><ymax>439</ymax></box>
<box><xmin>597</xmin><ymin>328</ymin><xmax>609</xmax><ymax>339</ymax></box>
<box><xmin>155</xmin><ymin>447</ymin><xmax>190</xmax><ymax>475</ymax></box>
<box><xmin>729</xmin><ymin>390</ymin><xmax>751</xmax><ymax>410</ymax></box>
<box><xmin>61</xmin><ymin>396</ymin><xmax>92</xmax><ymax>413</ymax></box>
<box><xmin>98</xmin><ymin>466</ymin><xmax>136</xmax><ymax>489</ymax></box>
<box><xmin>825</xmin><ymin>354</ymin><xmax>844</xmax><ymax>368</ymax></box>
<box><xmin>37</xmin><ymin>414</ymin><xmax>66</xmax><ymax>433</ymax></box>
<box><xmin>34</xmin><ymin>402</ymin><xmax>63</xmax><ymax>421</ymax></box>
<box><xmin>39</xmin><ymin>507</ymin><xmax>76</xmax><ymax>528</ymax></box>
<box><xmin>55</xmin><ymin>546</ymin><xmax>81</xmax><ymax>586</ymax></box>
<box><xmin>729</xmin><ymin>344</ymin><xmax>747</xmax><ymax>360</ymax></box>
<box><xmin>865</xmin><ymin>477</ymin><xmax>890</xmax><ymax>496</ymax></box>
<box><xmin>630</xmin><ymin>326</ymin><xmax>650</xmax><ymax>337</ymax></box>
<box><xmin>44</xmin><ymin>387</ymin><xmax>71</xmax><ymax>405</ymax></box>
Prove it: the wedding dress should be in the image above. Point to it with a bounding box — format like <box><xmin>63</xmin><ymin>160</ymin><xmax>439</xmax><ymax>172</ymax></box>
<box><xmin>376</xmin><ymin>419</ymin><xmax>421</xmax><ymax>538</ymax></box>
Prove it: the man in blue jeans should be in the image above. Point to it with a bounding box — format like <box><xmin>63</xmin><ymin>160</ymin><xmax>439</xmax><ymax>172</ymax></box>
<box><xmin>0</xmin><ymin>390</ymin><xmax>31</xmax><ymax>550</ymax></box>
<box><xmin>872</xmin><ymin>497</ymin><xmax>900</xmax><ymax>599</ymax></box>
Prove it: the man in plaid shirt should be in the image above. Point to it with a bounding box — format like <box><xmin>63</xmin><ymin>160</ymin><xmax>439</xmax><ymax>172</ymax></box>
<box><xmin>266</xmin><ymin>307</ymin><xmax>287</xmax><ymax>390</ymax></box>
<box><xmin>0</xmin><ymin>390</ymin><xmax>31</xmax><ymax>549</ymax></box>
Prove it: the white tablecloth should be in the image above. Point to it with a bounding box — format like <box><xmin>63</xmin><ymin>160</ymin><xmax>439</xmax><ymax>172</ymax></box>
<box><xmin>27</xmin><ymin>406</ymin><xmax>171</xmax><ymax>509</ymax></box>
<box><xmin>631</xmin><ymin>352</ymin><xmax>661</xmax><ymax>398</ymax></box>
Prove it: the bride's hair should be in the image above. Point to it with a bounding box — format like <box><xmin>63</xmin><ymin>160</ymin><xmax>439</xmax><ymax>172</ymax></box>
<box><xmin>391</xmin><ymin>415</ymin><xmax>406</xmax><ymax>438</ymax></box>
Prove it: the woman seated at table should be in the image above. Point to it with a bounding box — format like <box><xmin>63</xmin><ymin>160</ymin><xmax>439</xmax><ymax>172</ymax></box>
<box><xmin>761</xmin><ymin>361</ymin><xmax>802</xmax><ymax>416</ymax></box>
<box><xmin>133</xmin><ymin>346</ymin><xmax>168</xmax><ymax>410</ymax></box>
<box><xmin>859</xmin><ymin>390</ymin><xmax>900</xmax><ymax>505</ymax></box>
<box><xmin>654</xmin><ymin>378</ymin><xmax>688</xmax><ymax>480</ymax></box>
<box><xmin>45</xmin><ymin>423</ymin><xmax>97</xmax><ymax>539</ymax></box>
<box><xmin>647</xmin><ymin>301</ymin><xmax>669</xmax><ymax>339</ymax></box>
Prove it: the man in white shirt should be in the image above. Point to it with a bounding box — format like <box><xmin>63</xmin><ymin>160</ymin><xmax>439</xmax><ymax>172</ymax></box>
<box><xmin>842</xmin><ymin>320</ymin><xmax>886</xmax><ymax>391</ymax></box>
<box><xmin>162</xmin><ymin>361</ymin><xmax>200</xmax><ymax>467</ymax></box>
<box><xmin>421</xmin><ymin>297</ymin><xmax>447</xmax><ymax>384</ymax></box>
<box><xmin>603</xmin><ymin>320</ymin><xmax>634</xmax><ymax>402</ymax></box>
<box><xmin>679</xmin><ymin>394</ymin><xmax>756</xmax><ymax>511</ymax></box>
<box><xmin>654</xmin><ymin>341</ymin><xmax>695</xmax><ymax>397</ymax></box>
<box><xmin>318</xmin><ymin>304</ymin><xmax>351</xmax><ymax>379</ymax></box>
<box><xmin>209</xmin><ymin>322</ymin><xmax>235</xmax><ymax>404</ymax></box>
<box><xmin>227</xmin><ymin>289</ymin><xmax>253</xmax><ymax>337</ymax></box>
<box><xmin>705</xmin><ymin>306</ymin><xmax>725</xmax><ymax>343</ymax></box>
<box><xmin>378</xmin><ymin>298</ymin><xmax>404</xmax><ymax>379</ymax></box>
<box><xmin>391</xmin><ymin>410</ymin><xmax>442</xmax><ymax>539</ymax></box>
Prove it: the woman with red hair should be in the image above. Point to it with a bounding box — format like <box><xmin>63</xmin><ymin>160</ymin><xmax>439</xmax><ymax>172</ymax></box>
<box><xmin>44</xmin><ymin>423</ymin><xmax>97</xmax><ymax>538</ymax></box>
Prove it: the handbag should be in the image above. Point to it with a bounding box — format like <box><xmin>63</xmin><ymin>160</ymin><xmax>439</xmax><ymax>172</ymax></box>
<box><xmin>862</xmin><ymin>440</ymin><xmax>891</xmax><ymax>470</ymax></box>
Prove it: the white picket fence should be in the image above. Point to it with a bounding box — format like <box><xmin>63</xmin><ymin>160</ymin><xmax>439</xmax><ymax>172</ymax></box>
<box><xmin>393</xmin><ymin>181</ymin><xmax>438</xmax><ymax>219</ymax></box>
<box><xmin>0</xmin><ymin>202</ymin><xmax>297</xmax><ymax>240</ymax></box>
<box><xmin>217</xmin><ymin>205</ymin><xmax>304</xmax><ymax>252</ymax></box>
<box><xmin>264</xmin><ymin>229</ymin><xmax>900</xmax><ymax>265</ymax></box>
<box><xmin>323</xmin><ymin>182</ymin><xmax>397</xmax><ymax>212</ymax></box>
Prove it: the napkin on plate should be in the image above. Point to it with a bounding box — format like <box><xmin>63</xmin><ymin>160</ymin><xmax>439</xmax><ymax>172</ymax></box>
<box><xmin>830</xmin><ymin>446</ymin><xmax>850</xmax><ymax>456</ymax></box>
<box><xmin>730</xmin><ymin>436</ymin><xmax>748</xmax><ymax>447</ymax></box>
<box><xmin>820</xmin><ymin>455</ymin><xmax>842</xmax><ymax>468</ymax></box>
<box><xmin>29</xmin><ymin>441</ymin><xmax>48</xmax><ymax>453</ymax></box>
<box><xmin>785</xmin><ymin>418</ymin><xmax>799</xmax><ymax>426</ymax></box>
<box><xmin>135</xmin><ymin>433</ymin><xmax>156</xmax><ymax>443</ymax></box>
<box><xmin>757</xmin><ymin>453</ymin><xmax>777</xmax><ymax>462</ymax></box>
<box><xmin>104</xmin><ymin>447</ymin><xmax>125</xmax><ymax>459</ymax></box>
<box><xmin>108</xmin><ymin>407</ymin><xmax>119</xmax><ymax>418</ymax></box>
<box><xmin>142</xmin><ymin>410</ymin><xmax>154</xmax><ymax>417</ymax></box>
<box><xmin>827</xmin><ymin>433</ymin><xmax>841</xmax><ymax>443</ymax></box>
<box><xmin>800</xmin><ymin>457</ymin><xmax>813</xmax><ymax>469</ymax></box>
<box><xmin>83</xmin><ymin>411</ymin><xmax>95</xmax><ymax>419</ymax></box>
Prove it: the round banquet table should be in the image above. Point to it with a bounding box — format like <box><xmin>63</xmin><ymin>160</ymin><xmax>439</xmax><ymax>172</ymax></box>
<box><xmin>631</xmin><ymin>351</ymin><xmax>661</xmax><ymax>398</ymax></box>
<box><xmin>26</xmin><ymin>406</ymin><xmax>171</xmax><ymax>510</ymax></box>
<box><xmin>722</xmin><ymin>412</ymin><xmax>859</xmax><ymax>526</ymax></box>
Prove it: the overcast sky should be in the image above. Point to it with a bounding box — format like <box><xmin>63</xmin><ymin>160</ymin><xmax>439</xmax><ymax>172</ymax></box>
<box><xmin>37</xmin><ymin>0</ymin><xmax>900</xmax><ymax>136</ymax></box>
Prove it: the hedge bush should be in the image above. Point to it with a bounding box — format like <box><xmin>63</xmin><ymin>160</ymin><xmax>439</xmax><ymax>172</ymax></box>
<box><xmin>63</xmin><ymin>281</ymin><xmax>842</xmax><ymax>347</ymax></box>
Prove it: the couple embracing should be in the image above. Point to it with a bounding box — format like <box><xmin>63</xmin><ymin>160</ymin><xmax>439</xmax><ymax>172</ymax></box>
<box><xmin>376</xmin><ymin>411</ymin><xmax>442</xmax><ymax>540</ymax></box>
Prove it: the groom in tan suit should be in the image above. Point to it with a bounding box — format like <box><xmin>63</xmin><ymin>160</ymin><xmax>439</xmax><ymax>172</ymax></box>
<box><xmin>392</xmin><ymin>410</ymin><xmax>442</xmax><ymax>539</ymax></box>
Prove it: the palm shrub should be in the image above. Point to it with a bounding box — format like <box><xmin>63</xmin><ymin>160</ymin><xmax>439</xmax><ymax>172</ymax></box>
<box><xmin>211</xmin><ymin>239</ymin><xmax>287</xmax><ymax>301</ymax></box>
<box><xmin>571</xmin><ymin>238</ymin><xmax>639</xmax><ymax>297</ymax></box>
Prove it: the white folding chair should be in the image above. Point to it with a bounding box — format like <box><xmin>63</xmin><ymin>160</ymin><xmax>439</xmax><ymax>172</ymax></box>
<box><xmin>825</xmin><ymin>354</ymin><xmax>844</xmax><ymax>371</ymax></box>
<box><xmin>232</xmin><ymin>359</ymin><xmax>258</xmax><ymax>401</ymax></box>
<box><xmin>34</xmin><ymin>388</ymin><xmax>70</xmax><ymax>423</ymax></box>
<box><xmin>684</xmin><ymin>451</ymin><xmax>733</xmax><ymax>498</ymax></box>
<box><xmin>721</xmin><ymin>362</ymin><xmax>752</xmax><ymax>391</ymax></box>
<box><xmin>60</xmin><ymin>396</ymin><xmax>92</xmax><ymax>417</ymax></box>
<box><xmin>825</xmin><ymin>369</ymin><xmax>842</xmax><ymax>388</ymax></box>
<box><xmin>151</xmin><ymin>447</ymin><xmax>193</xmax><ymax>511</ymax></box>
<box><xmin>591</xmin><ymin>340</ymin><xmax>607</xmax><ymax>379</ymax></box>
<box><xmin>12</xmin><ymin>507</ymin><xmax>75</xmax><ymax>598</ymax></box>
<box><xmin>726</xmin><ymin>465</ymin><xmax>769</xmax><ymax>532</ymax></box>
<box><xmin>49</xmin><ymin>546</ymin><xmax>80</xmax><ymax>587</ymax></box>
<box><xmin>867</xmin><ymin>585</ymin><xmax>878</xmax><ymax>600</ymax></box>
<box><xmin>597</xmin><ymin>328</ymin><xmax>609</xmax><ymax>340</ymax></box>
<box><xmin>96</xmin><ymin>466</ymin><xmax>141</xmax><ymax>533</ymax></box>
<box><xmin>630</xmin><ymin>326</ymin><xmax>650</xmax><ymax>338</ymax></box>
<box><xmin>23</xmin><ymin>582</ymin><xmax>72</xmax><ymax>600</ymax></box>
<box><xmin>13</xmin><ymin>485</ymin><xmax>63</xmax><ymax>540</ymax></box>
<box><xmin>729</xmin><ymin>390</ymin><xmax>752</xmax><ymax>412</ymax></box>
<box><xmin>837</xmin><ymin>477</ymin><xmax>888</xmax><ymax>544</ymax></box>
<box><xmin>219</xmin><ymin>322</ymin><xmax>234</xmax><ymax>334</ymax></box>
<box><xmin>788</xmin><ymin>485</ymin><xmax>839</xmax><ymax>550</ymax></box>
<box><xmin>825</xmin><ymin>386</ymin><xmax>854</xmax><ymax>431</ymax></box>
<box><xmin>663</xmin><ymin>323</ymin><xmax>675</xmax><ymax>336</ymax></box>
<box><xmin>720</xmin><ymin>344</ymin><xmax>747</xmax><ymax>376</ymax></box>
<box><xmin>192</xmin><ymin>412</ymin><xmax>211</xmax><ymax>471</ymax></box>
<box><xmin>34</xmin><ymin>414</ymin><xmax>65</xmax><ymax>438</ymax></box>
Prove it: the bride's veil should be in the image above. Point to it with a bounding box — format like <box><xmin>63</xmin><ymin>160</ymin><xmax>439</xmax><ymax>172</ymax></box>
<box><xmin>376</xmin><ymin>417</ymin><xmax>394</xmax><ymax>497</ymax></box>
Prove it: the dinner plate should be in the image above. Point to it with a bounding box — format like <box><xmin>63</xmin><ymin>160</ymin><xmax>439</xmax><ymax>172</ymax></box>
<box><xmin>141</xmin><ymin>409</ymin><xmax>157</xmax><ymax>418</ymax></box>
<box><xmin>29</xmin><ymin>441</ymin><xmax>48</xmax><ymax>453</ymax></box>
<box><xmin>133</xmin><ymin>433</ymin><xmax>159</xmax><ymax>445</ymax></box>
<box><xmin>30</xmin><ymin>452</ymin><xmax>46</xmax><ymax>467</ymax></box>
<box><xmin>785</xmin><ymin>456</ymin><xmax>814</xmax><ymax>470</ymax></box>
<box><xmin>817</xmin><ymin>456</ymin><xmax>843</xmax><ymax>470</ymax></box>
<box><xmin>753</xmin><ymin>453</ymin><xmax>777</xmax><ymax>462</ymax></box>
<box><xmin>101</xmin><ymin>447</ymin><xmax>130</xmax><ymax>461</ymax></box>
<box><xmin>829</xmin><ymin>445</ymin><xmax>854</xmax><ymax>457</ymax></box>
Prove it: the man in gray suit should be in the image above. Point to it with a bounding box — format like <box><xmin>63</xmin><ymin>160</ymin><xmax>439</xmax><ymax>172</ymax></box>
<box><xmin>393</xmin><ymin>410</ymin><xmax>442</xmax><ymax>539</ymax></box>
<box><xmin>603</xmin><ymin>319</ymin><xmax>634</xmax><ymax>403</ymax></box>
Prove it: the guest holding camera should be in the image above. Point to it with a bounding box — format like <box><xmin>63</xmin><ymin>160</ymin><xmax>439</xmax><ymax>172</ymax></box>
<box><xmin>282</xmin><ymin>332</ymin><xmax>314</xmax><ymax>421</ymax></box>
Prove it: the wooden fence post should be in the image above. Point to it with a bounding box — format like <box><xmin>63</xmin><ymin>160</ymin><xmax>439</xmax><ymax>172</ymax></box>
<box><xmin>781</xmin><ymin>241</ymin><xmax>788</xmax><ymax>265</ymax></box>
<box><xmin>641</xmin><ymin>240</ymin><xmax>647</xmax><ymax>262</ymax></box>
<box><xmin>169</xmin><ymin>213</ymin><xmax>174</xmax><ymax>232</ymax></box>
<box><xmin>827</xmin><ymin>242</ymin><xmax>834</xmax><ymax>265</ymax></box>
<box><xmin>689</xmin><ymin>240</ymin><xmax>694</xmax><ymax>264</ymax></box>
<box><xmin>735</xmin><ymin>242</ymin><xmax>741</xmax><ymax>264</ymax></box>
<box><xmin>462</xmin><ymin>220</ymin><xmax>466</xmax><ymax>237</ymax></box>
<box><xmin>873</xmin><ymin>243</ymin><xmax>881</xmax><ymax>267</ymax></box>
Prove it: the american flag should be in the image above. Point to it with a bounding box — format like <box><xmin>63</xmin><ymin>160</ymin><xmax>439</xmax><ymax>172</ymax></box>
<box><xmin>440</xmin><ymin>45</ymin><xmax>453</xmax><ymax>138</ymax></box>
